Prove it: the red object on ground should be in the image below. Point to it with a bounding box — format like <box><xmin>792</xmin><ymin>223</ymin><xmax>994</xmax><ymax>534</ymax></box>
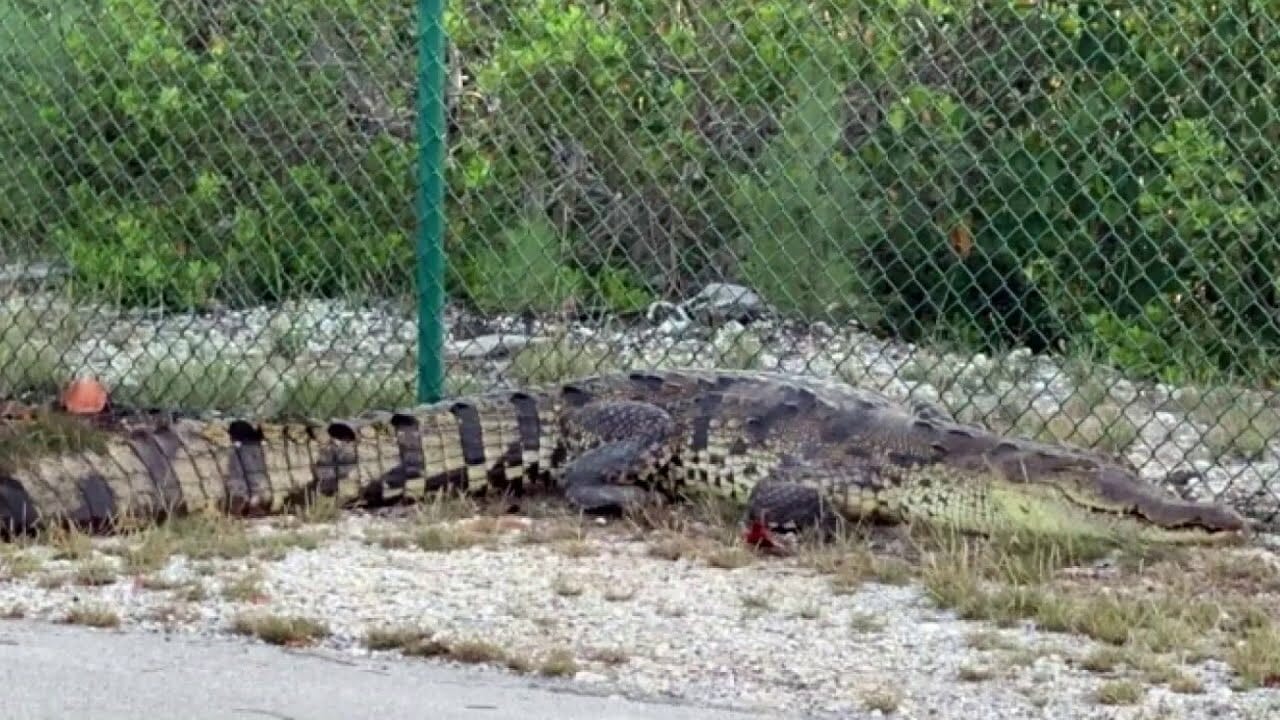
<box><xmin>742</xmin><ymin>519</ymin><xmax>779</xmax><ymax>550</ymax></box>
<box><xmin>61</xmin><ymin>377</ymin><xmax>109</xmax><ymax>415</ymax></box>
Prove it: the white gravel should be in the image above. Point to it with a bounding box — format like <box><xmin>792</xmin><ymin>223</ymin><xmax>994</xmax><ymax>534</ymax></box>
<box><xmin>2</xmin><ymin>515</ymin><xmax>1279</xmax><ymax>720</ymax></box>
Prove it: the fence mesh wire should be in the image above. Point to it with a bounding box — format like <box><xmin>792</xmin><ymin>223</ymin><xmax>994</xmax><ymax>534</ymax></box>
<box><xmin>0</xmin><ymin>1</ymin><xmax>1278</xmax><ymax>523</ymax></box>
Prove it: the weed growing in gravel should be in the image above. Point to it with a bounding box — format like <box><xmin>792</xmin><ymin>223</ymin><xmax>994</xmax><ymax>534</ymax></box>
<box><xmin>907</xmin><ymin>525</ymin><xmax>1280</xmax><ymax>691</ymax></box>
<box><xmin>63</xmin><ymin>604</ymin><xmax>120</xmax><ymax>628</ymax></box>
<box><xmin>74</xmin><ymin>558</ymin><xmax>118</xmax><ymax>586</ymax></box>
<box><xmin>446</xmin><ymin>639</ymin><xmax>508</xmax><ymax>665</ymax></box>
<box><xmin>0</xmin><ymin>411</ymin><xmax>108</xmax><ymax>473</ymax></box>
<box><xmin>231</xmin><ymin>612</ymin><xmax>330</xmax><ymax>646</ymax></box>
<box><xmin>45</xmin><ymin>525</ymin><xmax>95</xmax><ymax>561</ymax></box>
<box><xmin>860</xmin><ymin>685</ymin><xmax>902</xmax><ymax>713</ymax></box>
<box><xmin>1168</xmin><ymin>672</ymin><xmax>1206</xmax><ymax>695</ymax></box>
<box><xmin>705</xmin><ymin>544</ymin><xmax>754</xmax><ymax>569</ymax></box>
<box><xmin>848</xmin><ymin>610</ymin><xmax>886</xmax><ymax>634</ymax></box>
<box><xmin>537</xmin><ymin>647</ymin><xmax>579</xmax><ymax>677</ymax></box>
<box><xmin>413</xmin><ymin>525</ymin><xmax>483</xmax><ymax>553</ymax></box>
<box><xmin>0</xmin><ymin>551</ymin><xmax>42</xmax><ymax>579</ymax></box>
<box><xmin>364</xmin><ymin>625</ymin><xmax>434</xmax><ymax>651</ymax></box>
<box><xmin>554</xmin><ymin>539</ymin><xmax>598</xmax><ymax>558</ymax></box>
<box><xmin>957</xmin><ymin>662</ymin><xmax>995</xmax><ymax>682</ymax></box>
<box><xmin>221</xmin><ymin>569</ymin><xmax>268</xmax><ymax>602</ymax></box>
<box><xmin>1095</xmin><ymin>679</ymin><xmax>1143</xmax><ymax>705</ymax></box>
<box><xmin>1227</xmin><ymin>625</ymin><xmax>1280</xmax><ymax>689</ymax></box>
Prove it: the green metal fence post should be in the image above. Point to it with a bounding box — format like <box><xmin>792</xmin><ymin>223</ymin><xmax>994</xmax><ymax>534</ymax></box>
<box><xmin>415</xmin><ymin>0</ymin><xmax>447</xmax><ymax>403</ymax></box>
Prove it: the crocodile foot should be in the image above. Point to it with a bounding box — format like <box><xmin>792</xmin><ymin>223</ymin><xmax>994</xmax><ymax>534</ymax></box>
<box><xmin>741</xmin><ymin>480</ymin><xmax>846</xmax><ymax>552</ymax></box>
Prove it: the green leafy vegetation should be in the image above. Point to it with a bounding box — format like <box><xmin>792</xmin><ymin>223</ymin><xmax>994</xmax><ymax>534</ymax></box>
<box><xmin>1</xmin><ymin>0</ymin><xmax>1278</xmax><ymax>385</ymax></box>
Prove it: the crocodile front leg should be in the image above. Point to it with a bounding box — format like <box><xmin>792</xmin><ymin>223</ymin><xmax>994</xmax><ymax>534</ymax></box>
<box><xmin>741</xmin><ymin>479</ymin><xmax>847</xmax><ymax>550</ymax></box>
<box><xmin>557</xmin><ymin>400</ymin><xmax>680</xmax><ymax>515</ymax></box>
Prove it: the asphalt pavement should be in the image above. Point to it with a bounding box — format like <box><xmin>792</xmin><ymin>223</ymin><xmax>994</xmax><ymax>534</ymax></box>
<box><xmin>0</xmin><ymin>619</ymin><xmax>771</xmax><ymax>720</ymax></box>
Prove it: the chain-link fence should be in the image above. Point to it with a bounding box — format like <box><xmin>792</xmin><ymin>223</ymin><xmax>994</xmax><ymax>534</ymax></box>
<box><xmin>1</xmin><ymin>1</ymin><xmax>1278</xmax><ymax>522</ymax></box>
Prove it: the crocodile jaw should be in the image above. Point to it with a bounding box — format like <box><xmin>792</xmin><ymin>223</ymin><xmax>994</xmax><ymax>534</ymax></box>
<box><xmin>982</xmin><ymin>482</ymin><xmax>1250</xmax><ymax>546</ymax></box>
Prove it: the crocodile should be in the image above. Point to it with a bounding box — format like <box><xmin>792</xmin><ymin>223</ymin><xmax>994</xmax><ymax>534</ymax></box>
<box><xmin>0</xmin><ymin>368</ymin><xmax>1250</xmax><ymax>547</ymax></box>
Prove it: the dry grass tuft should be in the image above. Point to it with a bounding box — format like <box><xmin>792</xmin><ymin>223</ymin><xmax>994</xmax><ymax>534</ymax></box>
<box><xmin>231</xmin><ymin>612</ymin><xmax>330</xmax><ymax>647</ymax></box>
<box><xmin>537</xmin><ymin>647</ymin><xmax>579</xmax><ymax>677</ymax></box>
<box><xmin>62</xmin><ymin>604</ymin><xmax>120</xmax><ymax>629</ymax></box>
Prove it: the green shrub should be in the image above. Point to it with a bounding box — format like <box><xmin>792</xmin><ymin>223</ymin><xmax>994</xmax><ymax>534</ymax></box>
<box><xmin>5</xmin><ymin>0</ymin><xmax>419</xmax><ymax>309</ymax></box>
<box><xmin>2</xmin><ymin>0</ymin><xmax>1279</xmax><ymax>386</ymax></box>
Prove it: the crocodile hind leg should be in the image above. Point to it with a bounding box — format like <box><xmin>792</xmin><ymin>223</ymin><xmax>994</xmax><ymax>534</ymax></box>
<box><xmin>557</xmin><ymin>400</ymin><xmax>680</xmax><ymax>515</ymax></box>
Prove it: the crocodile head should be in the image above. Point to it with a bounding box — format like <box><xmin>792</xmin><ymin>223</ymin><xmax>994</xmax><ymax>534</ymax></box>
<box><xmin>980</xmin><ymin>463</ymin><xmax>1250</xmax><ymax>545</ymax></box>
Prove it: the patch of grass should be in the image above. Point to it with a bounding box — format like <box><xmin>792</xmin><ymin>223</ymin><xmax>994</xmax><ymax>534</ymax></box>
<box><xmin>705</xmin><ymin>545</ymin><xmax>753</xmax><ymax>570</ymax></box>
<box><xmin>446</xmin><ymin>639</ymin><xmax>508</xmax><ymax>665</ymax></box>
<box><xmin>44</xmin><ymin>525</ymin><xmax>95</xmax><ymax>561</ymax></box>
<box><xmin>0</xmin><ymin>411</ymin><xmax>107</xmax><ymax>473</ymax></box>
<box><xmin>957</xmin><ymin>662</ymin><xmax>995</xmax><ymax>682</ymax></box>
<box><xmin>413</xmin><ymin>492</ymin><xmax>483</xmax><ymax>525</ymax></box>
<box><xmin>74</xmin><ymin>558</ymin><xmax>118</xmax><ymax>586</ymax></box>
<box><xmin>1</xmin><ymin>551</ymin><xmax>42</xmax><ymax>579</ymax></box>
<box><xmin>363</xmin><ymin>622</ymin><xmax>437</xmax><ymax>650</ymax></box>
<box><xmin>252</xmin><ymin>531</ymin><xmax>323</xmax><ymax>560</ymax></box>
<box><xmin>364</xmin><ymin>530</ymin><xmax>413</xmax><ymax>549</ymax></box>
<box><xmin>159</xmin><ymin>515</ymin><xmax>254</xmax><ymax>561</ymax></box>
<box><xmin>2</xmin><ymin>604</ymin><xmax>26</xmax><ymax>619</ymax></box>
<box><xmin>647</xmin><ymin>534</ymin><xmax>699</xmax><ymax>562</ymax></box>
<box><xmin>554</xmin><ymin>540</ymin><xmax>598</xmax><ymax>558</ymax></box>
<box><xmin>911</xmin><ymin>526</ymin><xmax>1280</xmax><ymax>691</ymax></box>
<box><xmin>230</xmin><ymin>612</ymin><xmax>330</xmax><ymax>647</ymax></box>
<box><xmin>221</xmin><ymin>570</ymin><xmax>268</xmax><ymax>602</ymax></box>
<box><xmin>1227</xmin><ymin>625</ymin><xmax>1280</xmax><ymax>689</ymax></box>
<box><xmin>1080</xmin><ymin>646</ymin><xmax>1127</xmax><ymax>674</ymax></box>
<box><xmin>537</xmin><ymin>647</ymin><xmax>579</xmax><ymax>677</ymax></box>
<box><xmin>62</xmin><ymin>604</ymin><xmax>120</xmax><ymax>628</ymax></box>
<box><xmin>121</xmin><ymin>530</ymin><xmax>177</xmax><ymax>573</ymax></box>
<box><xmin>860</xmin><ymin>685</ymin><xmax>902</xmax><ymax>713</ymax></box>
<box><xmin>295</xmin><ymin>496</ymin><xmax>343</xmax><ymax>525</ymax></box>
<box><xmin>848</xmin><ymin>610</ymin><xmax>886</xmax><ymax>633</ymax></box>
<box><xmin>965</xmin><ymin>630</ymin><xmax>1019</xmax><ymax>652</ymax></box>
<box><xmin>1167</xmin><ymin>671</ymin><xmax>1205</xmax><ymax>694</ymax></box>
<box><xmin>413</xmin><ymin>525</ymin><xmax>483</xmax><ymax>553</ymax></box>
<box><xmin>1095</xmin><ymin>679</ymin><xmax>1143</xmax><ymax>706</ymax></box>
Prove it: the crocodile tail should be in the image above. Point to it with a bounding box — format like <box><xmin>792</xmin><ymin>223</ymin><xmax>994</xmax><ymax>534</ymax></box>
<box><xmin>0</xmin><ymin>390</ymin><xmax>560</xmax><ymax>537</ymax></box>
